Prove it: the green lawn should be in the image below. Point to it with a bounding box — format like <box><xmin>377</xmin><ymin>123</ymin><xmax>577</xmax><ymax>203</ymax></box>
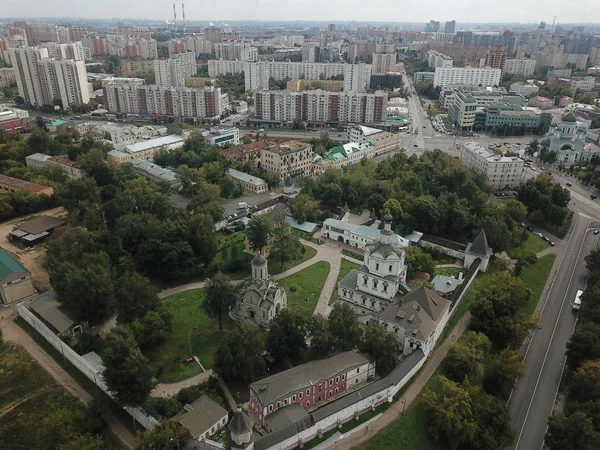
<box><xmin>278</xmin><ymin>261</ymin><xmax>330</xmax><ymax>318</ymax></box>
<box><xmin>146</xmin><ymin>288</ymin><xmax>234</xmax><ymax>383</ymax></box>
<box><xmin>342</xmin><ymin>248</ymin><xmax>364</xmax><ymax>261</ymax></box>
<box><xmin>269</xmin><ymin>245</ymin><xmax>317</xmax><ymax>276</ymax></box>
<box><xmin>519</xmin><ymin>253</ymin><xmax>557</xmax><ymax>318</ymax></box>
<box><xmin>0</xmin><ymin>344</ymin><xmax>123</xmax><ymax>449</ymax></box>
<box><xmin>435</xmin><ymin>267</ymin><xmax>462</xmax><ymax>277</ymax></box>
<box><xmin>507</xmin><ymin>231</ymin><xmax>549</xmax><ymax>258</ymax></box>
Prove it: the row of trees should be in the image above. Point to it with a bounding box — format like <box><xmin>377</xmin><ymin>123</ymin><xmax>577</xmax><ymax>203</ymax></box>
<box><xmin>214</xmin><ymin>303</ymin><xmax>400</xmax><ymax>384</ymax></box>
<box><xmin>299</xmin><ymin>150</ymin><xmax>535</xmax><ymax>253</ymax></box>
<box><xmin>517</xmin><ymin>174</ymin><xmax>571</xmax><ymax>232</ymax></box>
<box><xmin>544</xmin><ymin>248</ymin><xmax>600</xmax><ymax>448</ymax></box>
<box><xmin>423</xmin><ymin>270</ymin><xmax>539</xmax><ymax>449</ymax></box>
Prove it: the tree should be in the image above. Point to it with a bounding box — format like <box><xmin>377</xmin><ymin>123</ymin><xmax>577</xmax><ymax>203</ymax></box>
<box><xmin>570</xmin><ymin>360</ymin><xmax>600</xmax><ymax>403</ymax></box>
<box><xmin>504</xmin><ymin>199</ymin><xmax>528</xmax><ymax>223</ymax></box>
<box><xmin>57</xmin><ymin>434</ymin><xmax>105</xmax><ymax>450</ymax></box>
<box><xmin>308</xmin><ymin>315</ymin><xmax>334</xmax><ymax>357</ymax></box>
<box><xmin>526</xmin><ymin>139</ymin><xmax>539</xmax><ymax>156</ymax></box>
<box><xmin>203</xmin><ymin>273</ymin><xmax>240</xmax><ymax>330</ymax></box>
<box><xmin>545</xmin><ymin>411</ymin><xmax>599</xmax><ymax>450</ymax></box>
<box><xmin>115</xmin><ymin>272</ymin><xmax>160</xmax><ymax>324</ymax></box>
<box><xmin>470</xmin><ymin>272</ymin><xmax>535</xmax><ymax>349</ymax></box>
<box><xmin>135</xmin><ymin>420</ymin><xmax>190</xmax><ymax>450</ymax></box>
<box><xmin>443</xmin><ymin>331</ymin><xmax>491</xmax><ymax>383</ymax></box>
<box><xmin>405</xmin><ymin>247</ymin><xmax>436</xmax><ymax>280</ymax></box>
<box><xmin>483</xmin><ymin>348</ymin><xmax>524</xmax><ymax>399</ymax></box>
<box><xmin>328</xmin><ymin>302</ymin><xmax>362</xmax><ymax>352</ymax></box>
<box><xmin>360</xmin><ymin>325</ymin><xmax>399</xmax><ymax>376</ymax></box>
<box><xmin>131</xmin><ymin>306</ymin><xmax>172</xmax><ymax>350</ymax></box>
<box><xmin>103</xmin><ymin>326</ymin><xmax>156</xmax><ymax>405</ymax></box>
<box><xmin>214</xmin><ymin>324</ymin><xmax>266</xmax><ymax>383</ymax></box>
<box><xmin>514</xmin><ymin>250</ymin><xmax>537</xmax><ymax>276</ymax></box>
<box><xmin>247</xmin><ymin>215</ymin><xmax>273</xmax><ymax>252</ymax></box>
<box><xmin>289</xmin><ymin>194</ymin><xmax>319</xmax><ymax>223</ymax></box>
<box><xmin>270</xmin><ymin>223</ymin><xmax>302</xmax><ymax>269</ymax></box>
<box><xmin>266</xmin><ymin>310</ymin><xmax>308</xmax><ymax>362</ymax></box>
<box><xmin>381</xmin><ymin>198</ymin><xmax>403</xmax><ymax>222</ymax></box>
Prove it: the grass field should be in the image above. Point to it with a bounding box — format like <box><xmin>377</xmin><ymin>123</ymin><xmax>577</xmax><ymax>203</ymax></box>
<box><xmin>278</xmin><ymin>261</ymin><xmax>330</xmax><ymax>318</ymax></box>
<box><xmin>269</xmin><ymin>245</ymin><xmax>317</xmax><ymax>276</ymax></box>
<box><xmin>434</xmin><ymin>267</ymin><xmax>462</xmax><ymax>277</ymax></box>
<box><xmin>0</xmin><ymin>344</ymin><xmax>123</xmax><ymax>449</ymax></box>
<box><xmin>519</xmin><ymin>253</ymin><xmax>557</xmax><ymax>318</ymax></box>
<box><xmin>146</xmin><ymin>288</ymin><xmax>234</xmax><ymax>382</ymax></box>
<box><xmin>507</xmin><ymin>231</ymin><xmax>549</xmax><ymax>258</ymax></box>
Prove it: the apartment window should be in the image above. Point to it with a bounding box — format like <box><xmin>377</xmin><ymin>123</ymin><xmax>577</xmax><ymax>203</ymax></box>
<box><xmin>292</xmin><ymin>395</ymin><xmax>296</xmax><ymax>402</ymax></box>
<box><xmin>336</xmin><ymin>376</ymin><xmax>340</xmax><ymax>383</ymax></box>
<box><xmin>329</xmin><ymin>379</ymin><xmax>333</xmax><ymax>386</ymax></box>
<box><xmin>269</xmin><ymin>405</ymin><xmax>273</xmax><ymax>412</ymax></box>
<box><xmin>306</xmin><ymin>389</ymin><xmax>310</xmax><ymax>396</ymax></box>
<box><xmin>299</xmin><ymin>392</ymin><xmax>303</xmax><ymax>400</ymax></box>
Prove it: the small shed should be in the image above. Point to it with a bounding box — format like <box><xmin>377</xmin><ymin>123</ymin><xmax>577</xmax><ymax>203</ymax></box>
<box><xmin>175</xmin><ymin>395</ymin><xmax>229</xmax><ymax>441</ymax></box>
<box><xmin>29</xmin><ymin>292</ymin><xmax>86</xmax><ymax>336</ymax></box>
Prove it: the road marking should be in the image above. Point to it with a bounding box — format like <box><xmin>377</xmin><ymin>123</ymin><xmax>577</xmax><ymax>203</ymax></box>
<box><xmin>514</xmin><ymin>217</ymin><xmax>590</xmax><ymax>450</ymax></box>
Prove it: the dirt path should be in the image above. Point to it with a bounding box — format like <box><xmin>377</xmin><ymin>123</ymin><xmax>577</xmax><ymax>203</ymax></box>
<box><xmin>0</xmin><ymin>316</ymin><xmax>135</xmax><ymax>448</ymax></box>
<box><xmin>0</xmin><ymin>207</ymin><xmax>66</xmax><ymax>292</ymax></box>
<box><xmin>327</xmin><ymin>313</ymin><xmax>472</xmax><ymax>450</ymax></box>
<box><xmin>151</xmin><ymin>369</ymin><xmax>213</xmax><ymax>398</ymax></box>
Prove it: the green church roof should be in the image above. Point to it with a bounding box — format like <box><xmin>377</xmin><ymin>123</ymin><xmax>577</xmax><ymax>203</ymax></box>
<box><xmin>0</xmin><ymin>247</ymin><xmax>28</xmax><ymax>281</ymax></box>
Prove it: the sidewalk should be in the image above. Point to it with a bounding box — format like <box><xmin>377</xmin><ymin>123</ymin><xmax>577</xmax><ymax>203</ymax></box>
<box><xmin>151</xmin><ymin>369</ymin><xmax>213</xmax><ymax>398</ymax></box>
<box><xmin>327</xmin><ymin>313</ymin><xmax>472</xmax><ymax>450</ymax></box>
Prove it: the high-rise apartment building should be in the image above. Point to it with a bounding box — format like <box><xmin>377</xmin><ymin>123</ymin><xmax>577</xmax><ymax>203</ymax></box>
<box><xmin>427</xmin><ymin>50</ymin><xmax>454</xmax><ymax>68</ymax></box>
<box><xmin>444</xmin><ymin>21</ymin><xmax>456</xmax><ymax>34</ymax></box>
<box><xmin>40</xmin><ymin>42</ymin><xmax>85</xmax><ymax>61</ymax></box>
<box><xmin>253</xmin><ymin>89</ymin><xmax>387</xmax><ymax>124</ymax></box>
<box><xmin>214</xmin><ymin>41</ymin><xmax>257</xmax><ymax>61</ymax></box>
<box><xmin>102</xmin><ymin>78</ymin><xmax>228</xmax><ymax>119</ymax></box>
<box><xmin>9</xmin><ymin>46</ymin><xmax>89</xmax><ymax>109</ymax></box>
<box><xmin>82</xmin><ymin>36</ymin><xmax>158</xmax><ymax>58</ymax></box>
<box><xmin>302</xmin><ymin>45</ymin><xmax>316</xmax><ymax>63</ymax></box>
<box><xmin>372</xmin><ymin>53</ymin><xmax>396</xmax><ymax>74</ymax></box>
<box><xmin>460</xmin><ymin>141</ymin><xmax>525</xmax><ymax>189</ymax></box>
<box><xmin>504</xmin><ymin>59</ymin><xmax>536</xmax><ymax>76</ymax></box>
<box><xmin>485</xmin><ymin>46</ymin><xmax>507</xmax><ymax>71</ymax></box>
<box><xmin>343</xmin><ymin>63</ymin><xmax>372</xmax><ymax>92</ymax></box>
<box><xmin>116</xmin><ymin>27</ymin><xmax>152</xmax><ymax>39</ymax></box>
<box><xmin>154</xmin><ymin>52</ymin><xmax>196</xmax><ymax>87</ymax></box>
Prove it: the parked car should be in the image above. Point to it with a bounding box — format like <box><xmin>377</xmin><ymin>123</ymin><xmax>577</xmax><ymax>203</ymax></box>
<box><xmin>594</xmin><ymin>230</ymin><xmax>599</xmax><ymax>235</ymax></box>
<box><xmin>566</xmin><ymin>182</ymin><xmax>572</xmax><ymax>187</ymax></box>
<box><xmin>549</xmin><ymin>241</ymin><xmax>555</xmax><ymax>246</ymax></box>
<box><xmin>591</xmin><ymin>194</ymin><xmax>598</xmax><ymax>200</ymax></box>
<box><xmin>527</xmin><ymin>226</ymin><xmax>534</xmax><ymax>232</ymax></box>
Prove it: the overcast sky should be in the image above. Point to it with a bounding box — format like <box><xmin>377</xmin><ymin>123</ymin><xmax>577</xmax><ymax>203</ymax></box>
<box><xmin>2</xmin><ymin>0</ymin><xmax>599</xmax><ymax>25</ymax></box>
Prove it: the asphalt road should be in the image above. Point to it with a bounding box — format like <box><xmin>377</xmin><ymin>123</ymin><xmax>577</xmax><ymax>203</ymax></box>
<box><xmin>509</xmin><ymin>210</ymin><xmax>600</xmax><ymax>450</ymax></box>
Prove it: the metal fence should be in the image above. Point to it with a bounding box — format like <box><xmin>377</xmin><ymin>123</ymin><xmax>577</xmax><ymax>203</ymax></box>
<box><xmin>17</xmin><ymin>302</ymin><xmax>158</xmax><ymax>430</ymax></box>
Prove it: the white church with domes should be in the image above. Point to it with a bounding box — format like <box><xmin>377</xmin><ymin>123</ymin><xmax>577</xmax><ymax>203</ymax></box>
<box><xmin>232</xmin><ymin>254</ymin><xmax>287</xmax><ymax>328</ymax></box>
<box><xmin>539</xmin><ymin>111</ymin><xmax>596</xmax><ymax>166</ymax></box>
<box><xmin>337</xmin><ymin>214</ymin><xmax>409</xmax><ymax>315</ymax></box>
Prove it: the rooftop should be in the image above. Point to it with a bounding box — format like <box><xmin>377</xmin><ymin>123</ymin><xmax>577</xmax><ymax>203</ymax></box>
<box><xmin>30</xmin><ymin>292</ymin><xmax>77</xmax><ymax>335</ymax></box>
<box><xmin>250</xmin><ymin>350</ymin><xmax>370</xmax><ymax>406</ymax></box>
<box><xmin>0</xmin><ymin>247</ymin><xmax>28</xmax><ymax>282</ymax></box>
<box><xmin>354</xmin><ymin>125</ymin><xmax>384</xmax><ymax>136</ymax></box>
<box><xmin>266</xmin><ymin>404</ymin><xmax>308</xmax><ymax>432</ymax></box>
<box><xmin>131</xmin><ymin>158</ymin><xmax>177</xmax><ymax>182</ymax></box>
<box><xmin>227</xmin><ymin>168</ymin><xmax>267</xmax><ymax>186</ymax></box>
<box><xmin>13</xmin><ymin>215</ymin><xmax>66</xmax><ymax>235</ymax></box>
<box><xmin>0</xmin><ymin>173</ymin><xmax>52</xmax><ymax>193</ymax></box>
<box><xmin>175</xmin><ymin>395</ymin><xmax>228</xmax><ymax>439</ymax></box>
<box><xmin>125</xmin><ymin>135</ymin><xmax>184</xmax><ymax>153</ymax></box>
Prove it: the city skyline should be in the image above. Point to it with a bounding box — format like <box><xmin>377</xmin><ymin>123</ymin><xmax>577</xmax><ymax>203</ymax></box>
<box><xmin>1</xmin><ymin>0</ymin><xmax>599</xmax><ymax>26</ymax></box>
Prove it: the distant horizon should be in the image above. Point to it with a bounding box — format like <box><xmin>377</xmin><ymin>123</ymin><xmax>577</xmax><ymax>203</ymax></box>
<box><xmin>1</xmin><ymin>0</ymin><xmax>598</xmax><ymax>26</ymax></box>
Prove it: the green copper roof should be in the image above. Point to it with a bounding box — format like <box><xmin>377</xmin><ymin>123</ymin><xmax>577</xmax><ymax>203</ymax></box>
<box><xmin>0</xmin><ymin>247</ymin><xmax>28</xmax><ymax>281</ymax></box>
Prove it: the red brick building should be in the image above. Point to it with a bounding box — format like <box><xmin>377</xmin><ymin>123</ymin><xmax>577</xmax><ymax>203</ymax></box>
<box><xmin>249</xmin><ymin>351</ymin><xmax>375</xmax><ymax>427</ymax></box>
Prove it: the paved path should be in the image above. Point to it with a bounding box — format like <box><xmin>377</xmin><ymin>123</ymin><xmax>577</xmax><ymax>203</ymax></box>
<box><xmin>0</xmin><ymin>316</ymin><xmax>135</xmax><ymax>448</ymax></box>
<box><xmin>327</xmin><ymin>313</ymin><xmax>472</xmax><ymax>450</ymax></box>
<box><xmin>151</xmin><ymin>369</ymin><xmax>213</xmax><ymax>398</ymax></box>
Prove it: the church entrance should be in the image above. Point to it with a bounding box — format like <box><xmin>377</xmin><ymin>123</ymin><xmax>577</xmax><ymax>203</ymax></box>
<box><xmin>249</xmin><ymin>310</ymin><xmax>255</xmax><ymax>319</ymax></box>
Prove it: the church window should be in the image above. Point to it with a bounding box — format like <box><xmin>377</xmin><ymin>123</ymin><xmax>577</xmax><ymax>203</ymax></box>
<box><xmin>263</xmin><ymin>311</ymin><xmax>266</xmax><ymax>318</ymax></box>
<box><xmin>383</xmin><ymin>284</ymin><xmax>388</xmax><ymax>293</ymax></box>
<box><xmin>363</xmin><ymin>276</ymin><xmax>368</xmax><ymax>286</ymax></box>
<box><xmin>373</xmin><ymin>279</ymin><xmax>378</xmax><ymax>289</ymax></box>
<box><xmin>376</xmin><ymin>263</ymin><xmax>379</xmax><ymax>271</ymax></box>
<box><xmin>389</xmin><ymin>265</ymin><xmax>393</xmax><ymax>272</ymax></box>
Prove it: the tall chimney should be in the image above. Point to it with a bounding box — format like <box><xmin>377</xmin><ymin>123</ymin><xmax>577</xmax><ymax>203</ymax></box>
<box><xmin>182</xmin><ymin>3</ymin><xmax>186</xmax><ymax>34</ymax></box>
<box><xmin>173</xmin><ymin>3</ymin><xmax>177</xmax><ymax>31</ymax></box>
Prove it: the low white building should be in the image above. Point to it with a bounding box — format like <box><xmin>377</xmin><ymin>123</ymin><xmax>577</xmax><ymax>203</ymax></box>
<box><xmin>460</xmin><ymin>141</ymin><xmax>525</xmax><ymax>189</ymax></box>
<box><xmin>346</xmin><ymin>125</ymin><xmax>400</xmax><ymax>155</ymax></box>
<box><xmin>202</xmin><ymin>127</ymin><xmax>239</xmax><ymax>147</ymax></box>
<box><xmin>227</xmin><ymin>168</ymin><xmax>268</xmax><ymax>194</ymax></box>
<box><xmin>321</xmin><ymin>217</ymin><xmax>409</xmax><ymax>250</ymax></box>
<box><xmin>509</xmin><ymin>82</ymin><xmax>539</xmax><ymax>98</ymax></box>
<box><xmin>123</xmin><ymin>134</ymin><xmax>185</xmax><ymax>161</ymax></box>
<box><xmin>374</xmin><ymin>286</ymin><xmax>451</xmax><ymax>357</ymax></box>
<box><xmin>25</xmin><ymin>153</ymin><xmax>83</xmax><ymax>179</ymax></box>
<box><xmin>175</xmin><ymin>395</ymin><xmax>229</xmax><ymax>441</ymax></box>
<box><xmin>131</xmin><ymin>158</ymin><xmax>178</xmax><ymax>184</ymax></box>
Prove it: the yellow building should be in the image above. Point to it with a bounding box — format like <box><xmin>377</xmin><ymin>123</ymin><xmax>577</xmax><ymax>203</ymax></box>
<box><xmin>286</xmin><ymin>79</ymin><xmax>344</xmax><ymax>92</ymax></box>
